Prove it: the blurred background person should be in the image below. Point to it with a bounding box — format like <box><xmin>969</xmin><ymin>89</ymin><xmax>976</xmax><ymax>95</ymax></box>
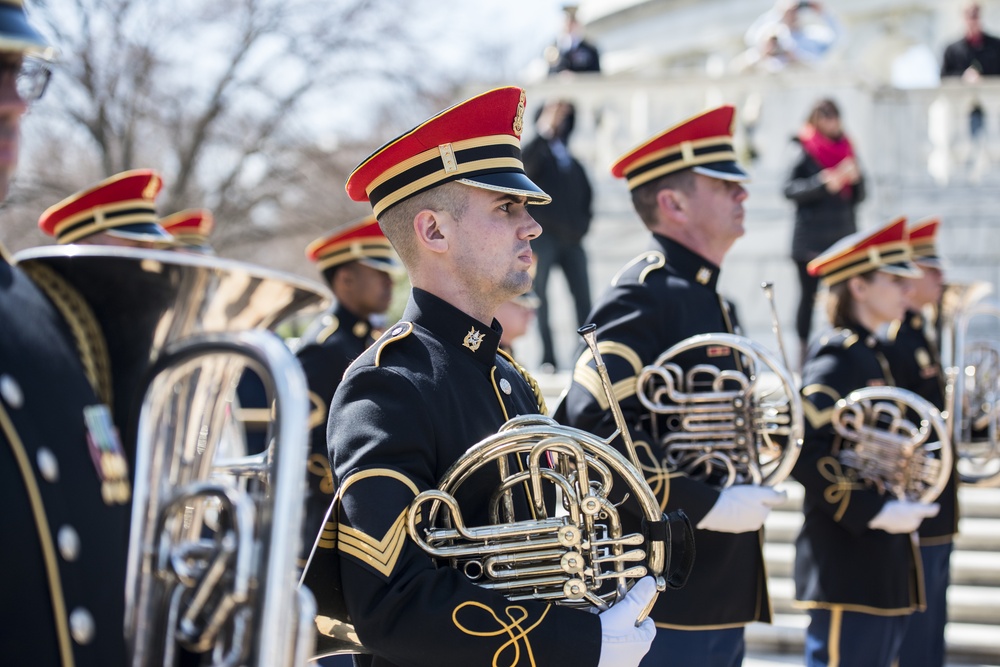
<box><xmin>941</xmin><ymin>1</ymin><xmax>1000</xmax><ymax>137</ymax></box>
<box><xmin>522</xmin><ymin>98</ymin><xmax>593</xmax><ymax>371</ymax></box>
<box><xmin>745</xmin><ymin>1</ymin><xmax>842</xmax><ymax>68</ymax></box>
<box><xmin>495</xmin><ymin>288</ymin><xmax>540</xmax><ymax>358</ymax></box>
<box><xmin>545</xmin><ymin>3</ymin><xmax>601</xmax><ymax>75</ymax></box>
<box><xmin>784</xmin><ymin>98</ymin><xmax>866</xmax><ymax>367</ymax></box>
<box><xmin>880</xmin><ymin>218</ymin><xmax>956</xmax><ymax>667</ymax></box>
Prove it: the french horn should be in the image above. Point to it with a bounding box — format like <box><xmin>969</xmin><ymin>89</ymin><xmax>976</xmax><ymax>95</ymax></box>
<box><xmin>940</xmin><ymin>281</ymin><xmax>1000</xmax><ymax>486</ymax></box>
<box><xmin>635</xmin><ymin>284</ymin><xmax>803</xmax><ymax>489</ymax></box>
<box><xmin>15</xmin><ymin>246</ymin><xmax>330</xmax><ymax>667</ymax></box>
<box><xmin>830</xmin><ymin>386</ymin><xmax>952</xmax><ymax>502</ymax></box>
<box><xmin>304</xmin><ymin>324</ymin><xmax>694</xmax><ymax>659</ymax></box>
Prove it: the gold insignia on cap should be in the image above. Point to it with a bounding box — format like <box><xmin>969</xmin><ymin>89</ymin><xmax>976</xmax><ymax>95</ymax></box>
<box><xmin>143</xmin><ymin>173</ymin><xmax>161</xmax><ymax>200</ymax></box>
<box><xmin>696</xmin><ymin>267</ymin><xmax>712</xmax><ymax>285</ymax></box>
<box><xmin>513</xmin><ymin>90</ymin><xmax>526</xmax><ymax>136</ymax></box>
<box><xmin>463</xmin><ymin>328</ymin><xmax>486</xmax><ymax>352</ymax></box>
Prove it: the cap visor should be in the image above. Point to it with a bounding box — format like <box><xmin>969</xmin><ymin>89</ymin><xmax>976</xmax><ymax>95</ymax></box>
<box><xmin>457</xmin><ymin>172</ymin><xmax>551</xmax><ymax>205</ymax></box>
<box><xmin>692</xmin><ymin>161</ymin><xmax>750</xmax><ymax>183</ymax></box>
<box><xmin>358</xmin><ymin>256</ymin><xmax>404</xmax><ymax>275</ymax></box>
<box><xmin>106</xmin><ymin>222</ymin><xmax>174</xmax><ymax>242</ymax></box>
<box><xmin>915</xmin><ymin>256</ymin><xmax>944</xmax><ymax>270</ymax></box>
<box><xmin>879</xmin><ymin>261</ymin><xmax>923</xmax><ymax>279</ymax></box>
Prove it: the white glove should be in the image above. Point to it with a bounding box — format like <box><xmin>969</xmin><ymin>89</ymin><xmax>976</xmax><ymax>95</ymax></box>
<box><xmin>867</xmin><ymin>500</ymin><xmax>940</xmax><ymax>534</ymax></box>
<box><xmin>597</xmin><ymin>576</ymin><xmax>657</xmax><ymax>667</ymax></box>
<box><xmin>696</xmin><ymin>485</ymin><xmax>788</xmax><ymax>534</ymax></box>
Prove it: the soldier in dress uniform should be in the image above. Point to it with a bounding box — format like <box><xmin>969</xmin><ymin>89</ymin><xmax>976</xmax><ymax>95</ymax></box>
<box><xmin>37</xmin><ymin>169</ymin><xmax>175</xmax><ymax>248</ymax></box>
<box><xmin>555</xmin><ymin>105</ymin><xmax>785</xmax><ymax>667</ymax></box>
<box><xmin>880</xmin><ymin>218</ymin><xmax>956</xmax><ymax>667</ymax></box>
<box><xmin>0</xmin><ymin>3</ymin><xmax>132</xmax><ymax>664</ymax></box>
<box><xmin>301</xmin><ymin>86</ymin><xmax>657</xmax><ymax>667</ymax></box>
<box><xmin>160</xmin><ymin>208</ymin><xmax>215</xmax><ymax>254</ymax></box>
<box><xmin>794</xmin><ymin>217</ymin><xmax>941</xmax><ymax>667</ymax></box>
<box><xmin>296</xmin><ymin>216</ymin><xmax>400</xmax><ymax>568</ymax></box>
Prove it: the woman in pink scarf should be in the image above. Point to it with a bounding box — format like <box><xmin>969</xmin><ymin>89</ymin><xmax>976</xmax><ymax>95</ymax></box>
<box><xmin>784</xmin><ymin>98</ymin><xmax>866</xmax><ymax>367</ymax></box>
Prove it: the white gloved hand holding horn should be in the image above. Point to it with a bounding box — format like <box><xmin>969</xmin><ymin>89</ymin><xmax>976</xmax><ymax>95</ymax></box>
<box><xmin>696</xmin><ymin>485</ymin><xmax>787</xmax><ymax>534</ymax></box>
<box><xmin>597</xmin><ymin>576</ymin><xmax>657</xmax><ymax>667</ymax></box>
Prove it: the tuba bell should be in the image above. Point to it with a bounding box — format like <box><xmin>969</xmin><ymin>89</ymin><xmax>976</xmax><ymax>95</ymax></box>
<box><xmin>14</xmin><ymin>245</ymin><xmax>331</xmax><ymax>666</ymax></box>
<box><xmin>940</xmin><ymin>281</ymin><xmax>1000</xmax><ymax>486</ymax></box>
<box><xmin>303</xmin><ymin>324</ymin><xmax>694</xmax><ymax>659</ymax></box>
<box><xmin>829</xmin><ymin>386</ymin><xmax>952</xmax><ymax>502</ymax></box>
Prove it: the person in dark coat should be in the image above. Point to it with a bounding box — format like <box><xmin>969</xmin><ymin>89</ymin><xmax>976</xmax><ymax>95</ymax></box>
<box><xmin>546</xmin><ymin>4</ymin><xmax>601</xmax><ymax>74</ymax></box>
<box><xmin>941</xmin><ymin>2</ymin><xmax>1000</xmax><ymax>136</ymax></box>
<box><xmin>1</xmin><ymin>4</ymin><xmax>132</xmax><ymax>665</ymax></box>
<box><xmin>557</xmin><ymin>105</ymin><xmax>786</xmax><ymax>667</ymax></box>
<box><xmin>296</xmin><ymin>216</ymin><xmax>399</xmax><ymax>565</ymax></box>
<box><xmin>794</xmin><ymin>217</ymin><xmax>940</xmax><ymax>667</ymax></box>
<box><xmin>881</xmin><ymin>218</ymin><xmax>957</xmax><ymax>667</ymax></box>
<box><xmin>522</xmin><ymin>99</ymin><xmax>593</xmax><ymax>369</ymax></box>
<box><xmin>301</xmin><ymin>86</ymin><xmax>657</xmax><ymax>667</ymax></box>
<box><xmin>784</xmin><ymin>98</ymin><xmax>866</xmax><ymax>366</ymax></box>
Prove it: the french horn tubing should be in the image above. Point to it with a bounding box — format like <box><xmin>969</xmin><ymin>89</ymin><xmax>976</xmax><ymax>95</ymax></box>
<box><xmin>830</xmin><ymin>386</ymin><xmax>952</xmax><ymax>503</ymax></box>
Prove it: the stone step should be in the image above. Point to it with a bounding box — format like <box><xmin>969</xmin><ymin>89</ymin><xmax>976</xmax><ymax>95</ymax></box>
<box><xmin>765</xmin><ymin>578</ymin><xmax>1000</xmax><ymax>626</ymax></box>
<box><xmin>764</xmin><ymin>542</ymin><xmax>1000</xmax><ymax>587</ymax></box>
<box><xmin>745</xmin><ymin>614</ymin><xmax>1000</xmax><ymax>663</ymax></box>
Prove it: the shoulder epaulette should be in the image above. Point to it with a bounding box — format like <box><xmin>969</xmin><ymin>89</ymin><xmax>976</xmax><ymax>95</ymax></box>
<box><xmin>820</xmin><ymin>328</ymin><xmax>859</xmax><ymax>351</ymax></box>
<box><xmin>373</xmin><ymin>321</ymin><xmax>414</xmax><ymax>368</ymax></box>
<box><xmin>886</xmin><ymin>319</ymin><xmax>902</xmax><ymax>344</ymax></box>
<box><xmin>611</xmin><ymin>250</ymin><xmax>665</xmax><ymax>286</ymax></box>
<box><xmin>18</xmin><ymin>261</ymin><xmax>113</xmax><ymax>406</ymax></box>
<box><xmin>315</xmin><ymin>314</ymin><xmax>340</xmax><ymax>345</ymax></box>
<box><xmin>498</xmin><ymin>348</ymin><xmax>547</xmax><ymax>414</ymax></box>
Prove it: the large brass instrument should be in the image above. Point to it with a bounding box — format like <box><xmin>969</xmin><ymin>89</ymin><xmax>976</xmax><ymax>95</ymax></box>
<box><xmin>305</xmin><ymin>324</ymin><xmax>693</xmax><ymax>659</ymax></box>
<box><xmin>940</xmin><ymin>281</ymin><xmax>1000</xmax><ymax>486</ymax></box>
<box><xmin>830</xmin><ymin>386</ymin><xmax>952</xmax><ymax>502</ymax></box>
<box><xmin>635</xmin><ymin>332</ymin><xmax>803</xmax><ymax>488</ymax></box>
<box><xmin>14</xmin><ymin>246</ymin><xmax>331</xmax><ymax>667</ymax></box>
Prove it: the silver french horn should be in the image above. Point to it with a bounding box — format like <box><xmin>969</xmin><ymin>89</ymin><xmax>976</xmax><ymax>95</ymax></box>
<box><xmin>940</xmin><ymin>281</ymin><xmax>1000</xmax><ymax>486</ymax></box>
<box><xmin>830</xmin><ymin>386</ymin><xmax>952</xmax><ymax>502</ymax></box>
<box><xmin>14</xmin><ymin>245</ymin><xmax>330</xmax><ymax>667</ymax></box>
<box><xmin>634</xmin><ymin>284</ymin><xmax>804</xmax><ymax>488</ymax></box>
<box><xmin>304</xmin><ymin>324</ymin><xmax>694</xmax><ymax>659</ymax></box>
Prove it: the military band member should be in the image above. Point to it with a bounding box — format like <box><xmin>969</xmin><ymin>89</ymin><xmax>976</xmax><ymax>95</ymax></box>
<box><xmin>302</xmin><ymin>86</ymin><xmax>656</xmax><ymax>667</ymax></box>
<box><xmin>556</xmin><ymin>105</ymin><xmax>785</xmax><ymax>667</ymax></box>
<box><xmin>296</xmin><ymin>216</ymin><xmax>400</xmax><ymax>571</ymax></box>
<box><xmin>1</xmin><ymin>3</ymin><xmax>131</xmax><ymax>664</ymax></box>
<box><xmin>38</xmin><ymin>169</ymin><xmax>175</xmax><ymax>248</ymax></box>
<box><xmin>881</xmin><ymin>218</ymin><xmax>956</xmax><ymax>667</ymax></box>
<box><xmin>794</xmin><ymin>217</ymin><xmax>940</xmax><ymax>667</ymax></box>
<box><xmin>160</xmin><ymin>207</ymin><xmax>215</xmax><ymax>254</ymax></box>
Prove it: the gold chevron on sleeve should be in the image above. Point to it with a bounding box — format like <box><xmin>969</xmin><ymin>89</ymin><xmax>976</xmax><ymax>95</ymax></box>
<box><xmin>338</xmin><ymin>508</ymin><xmax>409</xmax><ymax>577</ymax></box>
<box><xmin>802</xmin><ymin>384</ymin><xmax>842</xmax><ymax>429</ymax></box>
<box><xmin>308</xmin><ymin>390</ymin><xmax>327</xmax><ymax>429</ymax></box>
<box><xmin>317</xmin><ymin>518</ymin><xmax>338</xmax><ymax>549</ymax></box>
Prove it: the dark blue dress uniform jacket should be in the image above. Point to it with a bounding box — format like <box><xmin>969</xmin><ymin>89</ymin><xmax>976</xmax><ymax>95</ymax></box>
<box><xmin>0</xmin><ymin>252</ymin><xmax>130</xmax><ymax>665</ymax></box>
<box><xmin>556</xmin><ymin>233</ymin><xmax>771</xmax><ymax>628</ymax></box>
<box><xmin>880</xmin><ymin>310</ymin><xmax>958</xmax><ymax>545</ymax></box>
<box><xmin>793</xmin><ymin>325</ymin><xmax>924</xmax><ymax>613</ymax></box>
<box><xmin>320</xmin><ymin>288</ymin><xmax>601</xmax><ymax>667</ymax></box>
<box><xmin>296</xmin><ymin>303</ymin><xmax>377</xmax><ymax>567</ymax></box>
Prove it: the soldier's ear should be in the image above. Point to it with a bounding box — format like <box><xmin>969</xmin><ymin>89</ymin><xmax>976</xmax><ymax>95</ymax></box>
<box><xmin>413</xmin><ymin>209</ymin><xmax>449</xmax><ymax>254</ymax></box>
<box><xmin>656</xmin><ymin>188</ymin><xmax>688</xmax><ymax>224</ymax></box>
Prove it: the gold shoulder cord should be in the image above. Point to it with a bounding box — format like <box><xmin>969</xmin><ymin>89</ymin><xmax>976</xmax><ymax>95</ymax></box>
<box><xmin>498</xmin><ymin>348</ymin><xmax>547</xmax><ymax>414</ymax></box>
<box><xmin>19</xmin><ymin>262</ymin><xmax>113</xmax><ymax>407</ymax></box>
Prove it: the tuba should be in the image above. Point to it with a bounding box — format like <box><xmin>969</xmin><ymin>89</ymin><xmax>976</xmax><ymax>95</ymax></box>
<box><xmin>14</xmin><ymin>245</ymin><xmax>331</xmax><ymax>667</ymax></box>
<box><xmin>829</xmin><ymin>386</ymin><xmax>952</xmax><ymax>502</ymax></box>
<box><xmin>940</xmin><ymin>281</ymin><xmax>1000</xmax><ymax>486</ymax></box>
<box><xmin>635</xmin><ymin>284</ymin><xmax>803</xmax><ymax>489</ymax></box>
<box><xmin>304</xmin><ymin>325</ymin><xmax>694</xmax><ymax>659</ymax></box>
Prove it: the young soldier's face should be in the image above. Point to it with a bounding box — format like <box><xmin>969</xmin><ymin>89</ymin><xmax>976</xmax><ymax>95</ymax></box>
<box><xmin>446</xmin><ymin>186</ymin><xmax>541</xmax><ymax>306</ymax></box>
<box><xmin>0</xmin><ymin>54</ymin><xmax>28</xmax><ymax>201</ymax></box>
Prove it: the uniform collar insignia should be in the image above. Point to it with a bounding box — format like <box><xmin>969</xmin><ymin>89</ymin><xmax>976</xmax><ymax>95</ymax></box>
<box><xmin>352</xmin><ymin>321</ymin><xmax>370</xmax><ymax>339</ymax></box>
<box><xmin>696</xmin><ymin>267</ymin><xmax>713</xmax><ymax>285</ymax></box>
<box><xmin>463</xmin><ymin>327</ymin><xmax>486</xmax><ymax>352</ymax></box>
<box><xmin>655</xmin><ymin>234</ymin><xmax>720</xmax><ymax>290</ymax></box>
